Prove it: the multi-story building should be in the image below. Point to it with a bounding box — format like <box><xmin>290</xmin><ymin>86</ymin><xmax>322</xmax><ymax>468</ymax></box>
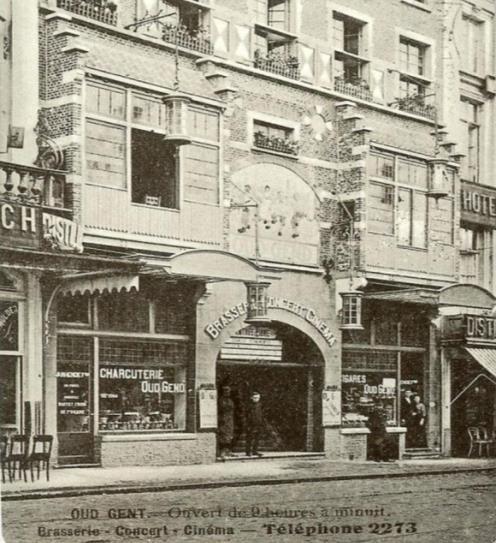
<box><xmin>1</xmin><ymin>0</ymin><xmax>495</xmax><ymax>467</ymax></box>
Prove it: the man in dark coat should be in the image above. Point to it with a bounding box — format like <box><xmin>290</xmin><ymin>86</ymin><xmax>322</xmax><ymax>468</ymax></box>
<box><xmin>367</xmin><ymin>400</ymin><xmax>389</xmax><ymax>462</ymax></box>
<box><xmin>245</xmin><ymin>391</ymin><xmax>264</xmax><ymax>457</ymax></box>
<box><xmin>401</xmin><ymin>389</ymin><xmax>415</xmax><ymax>448</ymax></box>
<box><xmin>218</xmin><ymin>385</ymin><xmax>235</xmax><ymax>458</ymax></box>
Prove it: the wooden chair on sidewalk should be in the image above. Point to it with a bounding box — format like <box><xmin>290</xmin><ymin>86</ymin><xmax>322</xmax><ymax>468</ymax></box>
<box><xmin>1</xmin><ymin>435</ymin><xmax>9</xmax><ymax>484</ymax></box>
<box><xmin>8</xmin><ymin>434</ymin><xmax>30</xmax><ymax>482</ymax></box>
<box><xmin>29</xmin><ymin>435</ymin><xmax>53</xmax><ymax>482</ymax></box>
<box><xmin>467</xmin><ymin>426</ymin><xmax>493</xmax><ymax>457</ymax></box>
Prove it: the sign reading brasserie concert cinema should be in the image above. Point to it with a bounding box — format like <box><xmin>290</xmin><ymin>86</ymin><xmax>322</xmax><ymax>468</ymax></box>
<box><xmin>0</xmin><ymin>201</ymin><xmax>83</xmax><ymax>252</ymax></box>
<box><xmin>205</xmin><ymin>297</ymin><xmax>336</xmax><ymax>347</ymax></box>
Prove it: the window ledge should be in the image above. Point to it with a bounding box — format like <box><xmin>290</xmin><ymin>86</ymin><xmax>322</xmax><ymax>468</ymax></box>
<box><xmin>397</xmin><ymin>244</ymin><xmax>428</xmax><ymax>252</ymax></box>
<box><xmin>400</xmin><ymin>0</ymin><xmax>432</xmax><ymax>13</ymax></box>
<box><xmin>251</xmin><ymin>146</ymin><xmax>299</xmax><ymax>160</ymax></box>
<box><xmin>100</xmin><ymin>432</ymin><xmax>196</xmax><ymax>442</ymax></box>
<box><xmin>131</xmin><ymin>203</ymin><xmax>180</xmax><ymax>213</ymax></box>
<box><xmin>341</xmin><ymin>427</ymin><xmax>370</xmax><ymax>435</ymax></box>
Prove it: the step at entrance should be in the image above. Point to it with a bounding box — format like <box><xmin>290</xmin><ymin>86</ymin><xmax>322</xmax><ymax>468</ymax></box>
<box><xmin>403</xmin><ymin>448</ymin><xmax>441</xmax><ymax>460</ymax></box>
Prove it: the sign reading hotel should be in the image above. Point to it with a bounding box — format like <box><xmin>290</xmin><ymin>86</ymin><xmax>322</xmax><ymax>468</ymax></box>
<box><xmin>0</xmin><ymin>201</ymin><xmax>83</xmax><ymax>252</ymax></box>
<box><xmin>461</xmin><ymin>182</ymin><xmax>496</xmax><ymax>227</ymax></box>
<box><xmin>205</xmin><ymin>297</ymin><xmax>336</xmax><ymax>347</ymax></box>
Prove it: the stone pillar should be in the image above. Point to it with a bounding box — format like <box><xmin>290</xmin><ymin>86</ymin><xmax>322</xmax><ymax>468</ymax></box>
<box><xmin>440</xmin><ymin>348</ymin><xmax>451</xmax><ymax>456</ymax></box>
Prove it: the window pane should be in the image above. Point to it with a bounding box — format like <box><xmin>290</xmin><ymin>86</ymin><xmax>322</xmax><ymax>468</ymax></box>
<box><xmin>369</xmin><ymin>182</ymin><xmax>394</xmax><ymax>235</ymax></box>
<box><xmin>0</xmin><ymin>301</ymin><xmax>18</xmax><ymax>351</ymax></box>
<box><xmin>132</xmin><ymin>94</ymin><xmax>165</xmax><ymax>128</ymax></box>
<box><xmin>86</xmin><ymin>83</ymin><xmax>126</xmax><ymax>120</ymax></box>
<box><xmin>98</xmin><ymin>292</ymin><xmax>149</xmax><ymax>333</ymax></box>
<box><xmin>412</xmin><ymin>191</ymin><xmax>427</xmax><ymax>248</ymax></box>
<box><xmin>431</xmin><ymin>197</ymin><xmax>453</xmax><ymax>245</ymax></box>
<box><xmin>183</xmin><ymin>143</ymin><xmax>219</xmax><ymax>204</ymax></box>
<box><xmin>98</xmin><ymin>340</ymin><xmax>187</xmax><ymax>432</ymax></box>
<box><xmin>368</xmin><ymin>153</ymin><xmax>394</xmax><ymax>179</ymax></box>
<box><xmin>398</xmin><ymin>188</ymin><xmax>412</xmax><ymax>245</ymax></box>
<box><xmin>188</xmin><ymin>108</ymin><xmax>220</xmax><ymax>141</ymax></box>
<box><xmin>86</xmin><ymin>120</ymin><xmax>126</xmax><ymax>189</ymax></box>
<box><xmin>0</xmin><ymin>357</ymin><xmax>17</xmax><ymax>425</ymax></box>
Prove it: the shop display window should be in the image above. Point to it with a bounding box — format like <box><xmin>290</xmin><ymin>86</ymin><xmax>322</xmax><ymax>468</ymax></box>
<box><xmin>98</xmin><ymin>340</ymin><xmax>187</xmax><ymax>432</ymax></box>
<box><xmin>341</xmin><ymin>351</ymin><xmax>397</xmax><ymax>427</ymax></box>
<box><xmin>0</xmin><ymin>357</ymin><xmax>17</xmax><ymax>426</ymax></box>
<box><xmin>58</xmin><ymin>294</ymin><xmax>91</xmax><ymax>326</ymax></box>
<box><xmin>0</xmin><ymin>301</ymin><xmax>19</xmax><ymax>351</ymax></box>
<box><xmin>98</xmin><ymin>292</ymin><xmax>149</xmax><ymax>333</ymax></box>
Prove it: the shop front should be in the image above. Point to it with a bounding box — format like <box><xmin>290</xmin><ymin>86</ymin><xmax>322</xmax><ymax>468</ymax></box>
<box><xmin>442</xmin><ymin>311</ymin><xmax>496</xmax><ymax>457</ymax></box>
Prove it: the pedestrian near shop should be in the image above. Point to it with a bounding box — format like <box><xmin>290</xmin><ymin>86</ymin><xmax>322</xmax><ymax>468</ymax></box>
<box><xmin>401</xmin><ymin>389</ymin><xmax>415</xmax><ymax>448</ymax></box>
<box><xmin>217</xmin><ymin>385</ymin><xmax>235</xmax><ymax>458</ymax></box>
<box><xmin>367</xmin><ymin>400</ymin><xmax>390</xmax><ymax>462</ymax></box>
<box><xmin>245</xmin><ymin>391</ymin><xmax>265</xmax><ymax>457</ymax></box>
<box><xmin>411</xmin><ymin>394</ymin><xmax>427</xmax><ymax>447</ymax></box>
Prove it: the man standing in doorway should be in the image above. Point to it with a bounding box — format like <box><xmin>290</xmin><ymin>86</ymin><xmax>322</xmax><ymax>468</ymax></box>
<box><xmin>245</xmin><ymin>391</ymin><xmax>264</xmax><ymax>457</ymax></box>
<box><xmin>401</xmin><ymin>389</ymin><xmax>415</xmax><ymax>448</ymax></box>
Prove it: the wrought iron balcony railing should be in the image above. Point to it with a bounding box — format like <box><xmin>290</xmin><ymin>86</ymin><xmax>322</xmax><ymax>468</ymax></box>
<box><xmin>56</xmin><ymin>0</ymin><xmax>118</xmax><ymax>26</ymax></box>
<box><xmin>0</xmin><ymin>161</ymin><xmax>67</xmax><ymax>210</ymax></box>
<box><xmin>253</xmin><ymin>132</ymin><xmax>299</xmax><ymax>156</ymax></box>
<box><xmin>254</xmin><ymin>50</ymin><xmax>300</xmax><ymax>80</ymax></box>
<box><xmin>334</xmin><ymin>77</ymin><xmax>373</xmax><ymax>102</ymax></box>
<box><xmin>395</xmin><ymin>94</ymin><xmax>436</xmax><ymax>121</ymax></box>
<box><xmin>162</xmin><ymin>24</ymin><xmax>213</xmax><ymax>55</ymax></box>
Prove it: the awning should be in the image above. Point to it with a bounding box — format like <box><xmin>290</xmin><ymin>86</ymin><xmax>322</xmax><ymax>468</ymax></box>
<box><xmin>60</xmin><ymin>273</ymin><xmax>140</xmax><ymax>296</ymax></box>
<box><xmin>464</xmin><ymin>347</ymin><xmax>496</xmax><ymax>379</ymax></box>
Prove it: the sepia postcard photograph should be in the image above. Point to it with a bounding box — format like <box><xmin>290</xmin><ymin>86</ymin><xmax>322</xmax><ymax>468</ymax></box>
<box><xmin>0</xmin><ymin>0</ymin><xmax>496</xmax><ymax>541</ymax></box>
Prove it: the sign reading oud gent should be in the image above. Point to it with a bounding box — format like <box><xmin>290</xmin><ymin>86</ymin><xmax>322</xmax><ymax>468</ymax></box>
<box><xmin>205</xmin><ymin>297</ymin><xmax>336</xmax><ymax>346</ymax></box>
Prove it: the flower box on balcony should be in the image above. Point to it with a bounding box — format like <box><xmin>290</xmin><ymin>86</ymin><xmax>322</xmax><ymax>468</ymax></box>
<box><xmin>57</xmin><ymin>0</ymin><xmax>118</xmax><ymax>26</ymax></box>
<box><xmin>254</xmin><ymin>50</ymin><xmax>300</xmax><ymax>80</ymax></box>
<box><xmin>162</xmin><ymin>24</ymin><xmax>213</xmax><ymax>55</ymax></box>
<box><xmin>253</xmin><ymin>131</ymin><xmax>299</xmax><ymax>156</ymax></box>
<box><xmin>334</xmin><ymin>77</ymin><xmax>373</xmax><ymax>102</ymax></box>
<box><xmin>395</xmin><ymin>95</ymin><xmax>436</xmax><ymax>121</ymax></box>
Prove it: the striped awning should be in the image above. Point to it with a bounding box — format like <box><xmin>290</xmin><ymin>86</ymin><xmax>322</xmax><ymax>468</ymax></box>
<box><xmin>464</xmin><ymin>347</ymin><xmax>496</xmax><ymax>379</ymax></box>
<box><xmin>60</xmin><ymin>273</ymin><xmax>140</xmax><ymax>296</ymax></box>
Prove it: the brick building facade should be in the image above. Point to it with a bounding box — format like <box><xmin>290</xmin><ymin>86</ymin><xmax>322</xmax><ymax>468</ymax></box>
<box><xmin>1</xmin><ymin>0</ymin><xmax>495</xmax><ymax>466</ymax></box>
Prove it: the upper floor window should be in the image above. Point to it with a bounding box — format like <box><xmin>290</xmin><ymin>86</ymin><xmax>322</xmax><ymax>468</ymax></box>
<box><xmin>85</xmin><ymin>80</ymin><xmax>220</xmax><ymax>208</ymax></box>
<box><xmin>460</xmin><ymin>98</ymin><xmax>481</xmax><ymax>183</ymax></box>
<box><xmin>400</xmin><ymin>38</ymin><xmax>425</xmax><ymax>76</ymax></box>
<box><xmin>332</xmin><ymin>12</ymin><xmax>369</xmax><ymax>87</ymax></box>
<box><xmin>252</xmin><ymin>119</ymin><xmax>298</xmax><ymax>156</ymax></box>
<box><xmin>461</xmin><ymin>15</ymin><xmax>485</xmax><ymax>75</ymax></box>
<box><xmin>255</xmin><ymin>0</ymin><xmax>291</xmax><ymax>31</ymax></box>
<box><xmin>367</xmin><ymin>151</ymin><xmax>453</xmax><ymax>249</ymax></box>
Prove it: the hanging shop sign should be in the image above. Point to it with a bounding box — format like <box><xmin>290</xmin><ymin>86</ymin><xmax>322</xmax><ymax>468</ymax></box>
<box><xmin>0</xmin><ymin>301</ymin><xmax>18</xmax><ymax>351</ymax></box>
<box><xmin>445</xmin><ymin>314</ymin><xmax>496</xmax><ymax>344</ymax></box>
<box><xmin>322</xmin><ymin>385</ymin><xmax>341</xmax><ymax>427</ymax></box>
<box><xmin>461</xmin><ymin>182</ymin><xmax>496</xmax><ymax>227</ymax></box>
<box><xmin>0</xmin><ymin>201</ymin><xmax>83</xmax><ymax>252</ymax></box>
<box><xmin>205</xmin><ymin>297</ymin><xmax>336</xmax><ymax>347</ymax></box>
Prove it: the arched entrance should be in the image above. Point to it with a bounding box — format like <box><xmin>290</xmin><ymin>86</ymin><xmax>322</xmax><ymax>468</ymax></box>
<box><xmin>216</xmin><ymin>321</ymin><xmax>324</xmax><ymax>455</ymax></box>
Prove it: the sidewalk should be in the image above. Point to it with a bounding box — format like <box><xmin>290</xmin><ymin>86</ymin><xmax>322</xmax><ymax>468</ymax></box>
<box><xmin>2</xmin><ymin>455</ymin><xmax>496</xmax><ymax>501</ymax></box>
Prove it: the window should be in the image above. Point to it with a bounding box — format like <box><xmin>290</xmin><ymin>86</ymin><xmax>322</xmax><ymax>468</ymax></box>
<box><xmin>255</xmin><ymin>0</ymin><xmax>291</xmax><ymax>31</ymax></box>
<box><xmin>252</xmin><ymin>120</ymin><xmax>298</xmax><ymax>155</ymax></box>
<box><xmin>460</xmin><ymin>226</ymin><xmax>493</xmax><ymax>289</ymax></box>
<box><xmin>461</xmin><ymin>16</ymin><xmax>485</xmax><ymax>74</ymax></box>
<box><xmin>58</xmin><ymin>295</ymin><xmax>90</xmax><ymax>326</ymax></box>
<box><xmin>98</xmin><ymin>340</ymin><xmax>187</xmax><ymax>432</ymax></box>
<box><xmin>85</xmin><ymin>80</ymin><xmax>220</xmax><ymax>208</ymax></box>
<box><xmin>368</xmin><ymin>151</ymin><xmax>452</xmax><ymax>249</ymax></box>
<box><xmin>460</xmin><ymin>98</ymin><xmax>480</xmax><ymax>183</ymax></box>
<box><xmin>0</xmin><ymin>357</ymin><xmax>18</xmax><ymax>426</ymax></box>
<box><xmin>398</xmin><ymin>37</ymin><xmax>431</xmax><ymax>107</ymax></box>
<box><xmin>333</xmin><ymin>12</ymin><xmax>368</xmax><ymax>85</ymax></box>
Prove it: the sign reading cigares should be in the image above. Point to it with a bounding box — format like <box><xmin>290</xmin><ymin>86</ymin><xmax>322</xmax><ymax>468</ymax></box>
<box><xmin>461</xmin><ymin>181</ymin><xmax>496</xmax><ymax>227</ymax></box>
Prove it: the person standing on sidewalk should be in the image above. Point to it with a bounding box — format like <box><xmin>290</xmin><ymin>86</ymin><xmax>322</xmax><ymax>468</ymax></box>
<box><xmin>218</xmin><ymin>384</ymin><xmax>235</xmax><ymax>458</ymax></box>
<box><xmin>245</xmin><ymin>391</ymin><xmax>265</xmax><ymax>457</ymax></box>
<box><xmin>411</xmin><ymin>394</ymin><xmax>427</xmax><ymax>447</ymax></box>
<box><xmin>367</xmin><ymin>400</ymin><xmax>389</xmax><ymax>462</ymax></box>
<box><xmin>401</xmin><ymin>389</ymin><xmax>415</xmax><ymax>448</ymax></box>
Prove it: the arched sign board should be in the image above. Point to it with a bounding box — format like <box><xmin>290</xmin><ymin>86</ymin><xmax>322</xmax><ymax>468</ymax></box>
<box><xmin>229</xmin><ymin>164</ymin><xmax>320</xmax><ymax>266</ymax></box>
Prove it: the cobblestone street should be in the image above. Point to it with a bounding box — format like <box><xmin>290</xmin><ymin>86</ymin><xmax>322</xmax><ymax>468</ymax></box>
<box><xmin>2</xmin><ymin>470</ymin><xmax>496</xmax><ymax>543</ymax></box>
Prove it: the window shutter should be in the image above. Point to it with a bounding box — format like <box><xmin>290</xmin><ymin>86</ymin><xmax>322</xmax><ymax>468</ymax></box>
<box><xmin>299</xmin><ymin>44</ymin><xmax>315</xmax><ymax>82</ymax></box>
<box><xmin>212</xmin><ymin>17</ymin><xmax>230</xmax><ymax>57</ymax></box>
<box><xmin>233</xmin><ymin>24</ymin><xmax>251</xmax><ymax>62</ymax></box>
<box><xmin>371</xmin><ymin>69</ymin><xmax>384</xmax><ymax>103</ymax></box>
<box><xmin>317</xmin><ymin>52</ymin><xmax>332</xmax><ymax>88</ymax></box>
